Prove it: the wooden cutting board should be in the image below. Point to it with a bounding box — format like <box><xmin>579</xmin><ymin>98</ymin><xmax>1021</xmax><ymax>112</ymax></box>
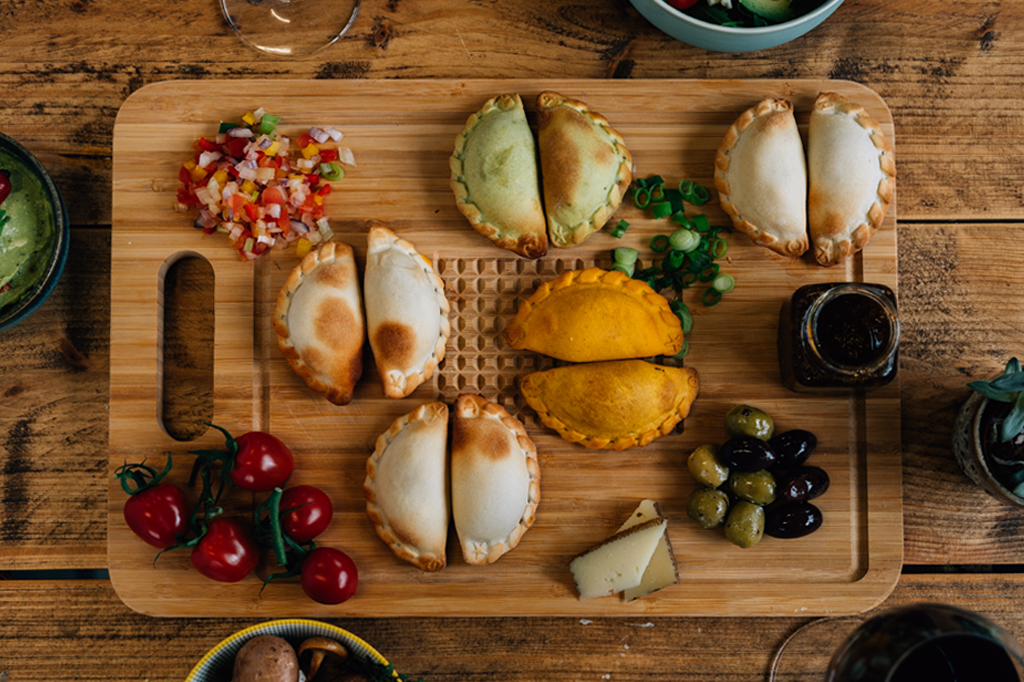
<box><xmin>109</xmin><ymin>79</ymin><xmax>901</xmax><ymax>618</ymax></box>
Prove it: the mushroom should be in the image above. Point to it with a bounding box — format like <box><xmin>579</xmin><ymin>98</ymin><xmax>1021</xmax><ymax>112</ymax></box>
<box><xmin>232</xmin><ymin>635</ymin><xmax>300</xmax><ymax>682</ymax></box>
<box><xmin>297</xmin><ymin>637</ymin><xmax>351</xmax><ymax>682</ymax></box>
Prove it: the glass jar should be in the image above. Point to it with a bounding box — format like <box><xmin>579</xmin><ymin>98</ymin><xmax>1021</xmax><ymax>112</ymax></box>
<box><xmin>778</xmin><ymin>282</ymin><xmax>900</xmax><ymax>393</ymax></box>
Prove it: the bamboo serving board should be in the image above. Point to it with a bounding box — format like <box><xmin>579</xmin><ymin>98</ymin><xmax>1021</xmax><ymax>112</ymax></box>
<box><xmin>109</xmin><ymin>79</ymin><xmax>901</xmax><ymax>618</ymax></box>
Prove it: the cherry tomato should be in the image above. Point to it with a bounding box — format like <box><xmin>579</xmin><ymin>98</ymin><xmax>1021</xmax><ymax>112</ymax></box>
<box><xmin>666</xmin><ymin>0</ymin><xmax>699</xmax><ymax>9</ymax></box>
<box><xmin>301</xmin><ymin>547</ymin><xmax>358</xmax><ymax>605</ymax></box>
<box><xmin>122</xmin><ymin>482</ymin><xmax>189</xmax><ymax>549</ymax></box>
<box><xmin>280</xmin><ymin>485</ymin><xmax>334</xmax><ymax>543</ymax></box>
<box><xmin>230</xmin><ymin>431</ymin><xmax>295</xmax><ymax>492</ymax></box>
<box><xmin>191</xmin><ymin>517</ymin><xmax>259</xmax><ymax>583</ymax></box>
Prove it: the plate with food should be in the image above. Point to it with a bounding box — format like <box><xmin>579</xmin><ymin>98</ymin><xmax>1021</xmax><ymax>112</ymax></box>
<box><xmin>108</xmin><ymin>78</ymin><xmax>900</xmax><ymax>617</ymax></box>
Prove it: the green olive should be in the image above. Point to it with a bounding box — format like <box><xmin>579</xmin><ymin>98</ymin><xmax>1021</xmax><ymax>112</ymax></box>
<box><xmin>687</xmin><ymin>444</ymin><xmax>729</xmax><ymax>488</ymax></box>
<box><xmin>725</xmin><ymin>501</ymin><xmax>765</xmax><ymax>549</ymax></box>
<box><xmin>686</xmin><ymin>488</ymin><xmax>730</xmax><ymax>529</ymax></box>
<box><xmin>729</xmin><ymin>470</ymin><xmax>777</xmax><ymax>506</ymax></box>
<box><xmin>724</xmin><ymin>404</ymin><xmax>775</xmax><ymax>440</ymax></box>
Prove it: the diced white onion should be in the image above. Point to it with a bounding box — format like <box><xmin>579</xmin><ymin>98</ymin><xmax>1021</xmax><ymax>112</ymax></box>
<box><xmin>324</xmin><ymin>127</ymin><xmax>343</xmax><ymax>142</ymax></box>
<box><xmin>337</xmin><ymin>147</ymin><xmax>356</xmax><ymax>167</ymax></box>
<box><xmin>227</xmin><ymin>127</ymin><xmax>254</xmax><ymax>138</ymax></box>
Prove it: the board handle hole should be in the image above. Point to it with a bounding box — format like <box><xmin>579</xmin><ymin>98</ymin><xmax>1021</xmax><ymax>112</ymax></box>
<box><xmin>159</xmin><ymin>253</ymin><xmax>214</xmax><ymax>441</ymax></box>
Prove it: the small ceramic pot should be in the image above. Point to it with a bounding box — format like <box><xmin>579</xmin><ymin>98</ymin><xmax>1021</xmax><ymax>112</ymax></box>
<box><xmin>952</xmin><ymin>390</ymin><xmax>1024</xmax><ymax>507</ymax></box>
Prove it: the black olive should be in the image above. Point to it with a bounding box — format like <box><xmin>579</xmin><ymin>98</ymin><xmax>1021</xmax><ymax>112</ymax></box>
<box><xmin>765</xmin><ymin>501</ymin><xmax>823</xmax><ymax>538</ymax></box>
<box><xmin>768</xmin><ymin>429</ymin><xmax>818</xmax><ymax>470</ymax></box>
<box><xmin>777</xmin><ymin>465</ymin><xmax>830</xmax><ymax>503</ymax></box>
<box><xmin>719</xmin><ymin>436</ymin><xmax>777</xmax><ymax>473</ymax></box>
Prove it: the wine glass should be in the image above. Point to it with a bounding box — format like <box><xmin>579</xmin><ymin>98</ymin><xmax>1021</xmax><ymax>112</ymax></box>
<box><xmin>770</xmin><ymin>603</ymin><xmax>1024</xmax><ymax>682</ymax></box>
<box><xmin>220</xmin><ymin>0</ymin><xmax>361</xmax><ymax>57</ymax></box>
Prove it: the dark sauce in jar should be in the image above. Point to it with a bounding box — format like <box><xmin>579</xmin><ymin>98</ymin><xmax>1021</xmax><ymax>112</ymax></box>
<box><xmin>778</xmin><ymin>282</ymin><xmax>900</xmax><ymax>393</ymax></box>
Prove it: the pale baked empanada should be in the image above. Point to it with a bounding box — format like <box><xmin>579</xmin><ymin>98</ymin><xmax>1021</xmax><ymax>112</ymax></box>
<box><xmin>364</xmin><ymin>402</ymin><xmax>450</xmax><ymax>571</ymax></box>
<box><xmin>714</xmin><ymin>98</ymin><xmax>808</xmax><ymax>258</ymax></box>
<box><xmin>537</xmin><ymin>92</ymin><xmax>633</xmax><ymax>248</ymax></box>
<box><xmin>520</xmin><ymin>359</ymin><xmax>700</xmax><ymax>450</ymax></box>
<box><xmin>808</xmin><ymin>92</ymin><xmax>895</xmax><ymax>266</ymax></box>
<box><xmin>273</xmin><ymin>241</ymin><xmax>364</xmax><ymax>405</ymax></box>
<box><xmin>363</xmin><ymin>226</ymin><xmax>451</xmax><ymax>399</ymax></box>
<box><xmin>451</xmin><ymin>394</ymin><xmax>540</xmax><ymax>566</ymax></box>
<box><xmin>450</xmin><ymin>94</ymin><xmax>548</xmax><ymax>259</ymax></box>
<box><xmin>504</xmin><ymin>268</ymin><xmax>683</xmax><ymax>362</ymax></box>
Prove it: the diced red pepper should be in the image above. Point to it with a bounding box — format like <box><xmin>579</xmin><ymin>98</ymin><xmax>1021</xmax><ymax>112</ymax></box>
<box><xmin>198</xmin><ymin>137</ymin><xmax>221</xmax><ymax>152</ymax></box>
<box><xmin>226</xmin><ymin>137</ymin><xmax>249</xmax><ymax>158</ymax></box>
<box><xmin>298</xmin><ymin>133</ymin><xmax>313</xmax><ymax>148</ymax></box>
<box><xmin>319</xmin><ymin>148</ymin><xmax>338</xmax><ymax>163</ymax></box>
<box><xmin>243</xmin><ymin>202</ymin><xmax>261</xmax><ymax>222</ymax></box>
<box><xmin>262</xmin><ymin>186</ymin><xmax>286</xmax><ymax>205</ymax></box>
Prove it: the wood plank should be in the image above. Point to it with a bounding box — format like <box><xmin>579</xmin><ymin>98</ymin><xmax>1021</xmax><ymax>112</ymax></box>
<box><xmin>0</xmin><ymin>573</ymin><xmax>1022</xmax><ymax>681</ymax></box>
<box><xmin>3</xmin><ymin>0</ymin><xmax>1024</xmax><ymax>224</ymax></box>
<box><xmin>106</xmin><ymin>78</ymin><xmax>901</xmax><ymax>617</ymax></box>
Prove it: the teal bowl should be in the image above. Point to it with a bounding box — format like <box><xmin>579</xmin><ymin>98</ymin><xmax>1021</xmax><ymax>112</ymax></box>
<box><xmin>629</xmin><ymin>0</ymin><xmax>844</xmax><ymax>52</ymax></box>
<box><xmin>0</xmin><ymin>132</ymin><xmax>70</xmax><ymax>333</ymax></box>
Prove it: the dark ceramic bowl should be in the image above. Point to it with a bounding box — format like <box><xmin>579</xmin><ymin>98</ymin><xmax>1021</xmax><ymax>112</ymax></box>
<box><xmin>0</xmin><ymin>132</ymin><xmax>70</xmax><ymax>333</ymax></box>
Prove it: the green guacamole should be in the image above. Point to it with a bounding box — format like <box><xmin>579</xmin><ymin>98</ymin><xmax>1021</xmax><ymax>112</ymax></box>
<box><xmin>0</xmin><ymin>148</ymin><xmax>55</xmax><ymax>311</ymax></box>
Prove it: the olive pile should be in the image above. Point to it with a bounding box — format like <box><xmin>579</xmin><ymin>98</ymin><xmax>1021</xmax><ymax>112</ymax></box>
<box><xmin>685</xmin><ymin>405</ymin><xmax>830</xmax><ymax>549</ymax></box>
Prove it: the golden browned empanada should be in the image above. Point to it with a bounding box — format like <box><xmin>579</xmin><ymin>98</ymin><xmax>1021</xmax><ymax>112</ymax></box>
<box><xmin>808</xmin><ymin>92</ymin><xmax>895</xmax><ymax>266</ymax></box>
<box><xmin>536</xmin><ymin>91</ymin><xmax>632</xmax><ymax>248</ymax></box>
<box><xmin>520</xmin><ymin>359</ymin><xmax>700</xmax><ymax>450</ymax></box>
<box><xmin>450</xmin><ymin>94</ymin><xmax>548</xmax><ymax>259</ymax></box>
<box><xmin>504</xmin><ymin>267</ymin><xmax>683</xmax><ymax>363</ymax></box>
<box><xmin>363</xmin><ymin>226</ymin><xmax>451</xmax><ymax>399</ymax></box>
<box><xmin>273</xmin><ymin>241</ymin><xmax>364</xmax><ymax>405</ymax></box>
<box><xmin>451</xmin><ymin>394</ymin><xmax>540</xmax><ymax>566</ymax></box>
<box><xmin>364</xmin><ymin>402</ymin><xmax>450</xmax><ymax>572</ymax></box>
<box><xmin>714</xmin><ymin>98</ymin><xmax>808</xmax><ymax>258</ymax></box>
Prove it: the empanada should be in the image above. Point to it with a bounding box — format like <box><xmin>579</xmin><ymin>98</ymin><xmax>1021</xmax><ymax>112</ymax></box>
<box><xmin>450</xmin><ymin>94</ymin><xmax>548</xmax><ymax>259</ymax></box>
<box><xmin>504</xmin><ymin>268</ymin><xmax>683</xmax><ymax>362</ymax></box>
<box><xmin>714</xmin><ymin>98</ymin><xmax>808</xmax><ymax>258</ymax></box>
<box><xmin>273</xmin><ymin>241</ymin><xmax>364</xmax><ymax>405</ymax></box>
<box><xmin>536</xmin><ymin>91</ymin><xmax>632</xmax><ymax>248</ymax></box>
<box><xmin>364</xmin><ymin>402</ymin><xmax>450</xmax><ymax>571</ymax></box>
<box><xmin>808</xmin><ymin>92</ymin><xmax>895</xmax><ymax>266</ymax></box>
<box><xmin>363</xmin><ymin>226</ymin><xmax>451</xmax><ymax>398</ymax></box>
<box><xmin>451</xmin><ymin>394</ymin><xmax>540</xmax><ymax>566</ymax></box>
<box><xmin>520</xmin><ymin>359</ymin><xmax>700</xmax><ymax>450</ymax></box>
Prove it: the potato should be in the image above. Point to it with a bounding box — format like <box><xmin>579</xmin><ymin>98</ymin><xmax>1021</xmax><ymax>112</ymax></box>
<box><xmin>233</xmin><ymin>635</ymin><xmax>300</xmax><ymax>682</ymax></box>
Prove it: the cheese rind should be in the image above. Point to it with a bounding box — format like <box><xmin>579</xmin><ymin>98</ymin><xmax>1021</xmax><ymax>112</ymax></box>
<box><xmin>569</xmin><ymin>517</ymin><xmax>667</xmax><ymax>600</ymax></box>
<box><xmin>617</xmin><ymin>500</ymin><xmax>679</xmax><ymax>601</ymax></box>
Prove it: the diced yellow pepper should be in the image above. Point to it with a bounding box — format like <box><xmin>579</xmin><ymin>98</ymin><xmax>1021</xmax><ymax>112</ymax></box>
<box><xmin>314</xmin><ymin>194</ymin><xmax>323</xmax><ymax>206</ymax></box>
<box><xmin>241</xmin><ymin>179</ymin><xmax>257</xmax><ymax>195</ymax></box>
<box><xmin>295</xmin><ymin>238</ymin><xmax>313</xmax><ymax>259</ymax></box>
<box><xmin>212</xmin><ymin>169</ymin><xmax>229</xmax><ymax>187</ymax></box>
<box><xmin>242</xmin><ymin>111</ymin><xmax>256</xmax><ymax>125</ymax></box>
<box><xmin>183</xmin><ymin>160</ymin><xmax>197</xmax><ymax>171</ymax></box>
<box><xmin>190</xmin><ymin>165</ymin><xmax>208</xmax><ymax>182</ymax></box>
<box><xmin>265</xmin><ymin>141</ymin><xmax>281</xmax><ymax>157</ymax></box>
<box><xmin>301</xmin><ymin>143</ymin><xmax>320</xmax><ymax>160</ymax></box>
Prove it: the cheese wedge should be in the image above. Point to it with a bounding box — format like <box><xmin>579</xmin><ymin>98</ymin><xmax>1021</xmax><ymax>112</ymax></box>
<box><xmin>616</xmin><ymin>500</ymin><xmax>679</xmax><ymax>601</ymax></box>
<box><xmin>569</xmin><ymin>517</ymin><xmax>667</xmax><ymax>600</ymax></box>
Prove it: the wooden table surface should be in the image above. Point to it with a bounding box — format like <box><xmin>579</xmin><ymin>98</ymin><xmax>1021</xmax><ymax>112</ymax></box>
<box><xmin>4</xmin><ymin>0</ymin><xmax>1024</xmax><ymax>679</ymax></box>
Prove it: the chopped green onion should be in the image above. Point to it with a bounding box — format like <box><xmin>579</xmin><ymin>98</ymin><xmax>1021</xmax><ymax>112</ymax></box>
<box><xmin>673</xmin><ymin>340</ymin><xmax>690</xmax><ymax>359</ymax></box>
<box><xmin>259</xmin><ymin>114</ymin><xmax>281</xmax><ymax>135</ymax></box>
<box><xmin>680</xmin><ymin>271</ymin><xmax>698</xmax><ymax>287</ymax></box>
<box><xmin>635</xmin><ymin>267</ymin><xmax>660</xmax><ymax>288</ymax></box>
<box><xmin>613</xmin><ymin>247</ymin><xmax>639</xmax><ymax>265</ymax></box>
<box><xmin>219</xmin><ymin>122</ymin><xmax>243</xmax><ymax>134</ymax></box>
<box><xmin>663</xmin><ymin>250</ymin><xmax>687</xmax><ymax>272</ymax></box>
<box><xmin>634</xmin><ymin>187</ymin><xmax>652</xmax><ymax>209</ymax></box>
<box><xmin>664</xmin><ymin>188</ymin><xmax>685</xmax><ymax>214</ymax></box>
<box><xmin>611</xmin><ymin>262</ymin><xmax>635</xmax><ymax>277</ymax></box>
<box><xmin>679</xmin><ymin>179</ymin><xmax>711</xmax><ymax>206</ymax></box>
<box><xmin>702</xmin><ymin>288</ymin><xmax>723</xmax><ymax>306</ymax></box>
<box><xmin>711</xmin><ymin>238</ymin><xmax>728</xmax><ymax>258</ymax></box>
<box><xmin>692</xmin><ymin>214</ymin><xmax>711</xmax><ymax>233</ymax></box>
<box><xmin>611</xmin><ymin>219</ymin><xmax>630</xmax><ymax>238</ymax></box>
<box><xmin>243</xmin><ymin>237</ymin><xmax>255</xmax><ymax>253</ymax></box>
<box><xmin>712</xmin><ymin>273</ymin><xmax>736</xmax><ymax>293</ymax></box>
<box><xmin>319</xmin><ymin>162</ymin><xmax>344</xmax><ymax>181</ymax></box>
<box><xmin>672</xmin><ymin>212</ymin><xmax>694</xmax><ymax>229</ymax></box>
<box><xmin>698</xmin><ymin>263</ymin><xmax>720</xmax><ymax>282</ymax></box>
<box><xmin>670</xmin><ymin>300</ymin><xmax>693</xmax><ymax>335</ymax></box>
<box><xmin>647</xmin><ymin>174</ymin><xmax>665</xmax><ymax>188</ymax></box>
<box><xmin>651</xmin><ymin>201</ymin><xmax>673</xmax><ymax>219</ymax></box>
<box><xmin>634</xmin><ymin>177</ymin><xmax>649</xmax><ymax>190</ymax></box>
<box><xmin>669</xmin><ymin>228</ymin><xmax>700</xmax><ymax>252</ymax></box>
<box><xmin>649</xmin><ymin>183</ymin><xmax>666</xmax><ymax>202</ymax></box>
<box><xmin>650</xmin><ymin>234</ymin><xmax>670</xmax><ymax>252</ymax></box>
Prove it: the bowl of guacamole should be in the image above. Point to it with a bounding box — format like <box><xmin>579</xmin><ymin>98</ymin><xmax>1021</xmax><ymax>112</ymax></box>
<box><xmin>0</xmin><ymin>132</ymin><xmax>69</xmax><ymax>333</ymax></box>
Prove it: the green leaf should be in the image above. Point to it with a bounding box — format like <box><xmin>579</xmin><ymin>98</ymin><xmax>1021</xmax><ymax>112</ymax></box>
<box><xmin>1002</xmin><ymin>393</ymin><xmax>1024</xmax><ymax>442</ymax></box>
<box><xmin>968</xmin><ymin>380</ymin><xmax>1016</xmax><ymax>403</ymax></box>
<box><xmin>990</xmin><ymin>372</ymin><xmax>1024</xmax><ymax>392</ymax></box>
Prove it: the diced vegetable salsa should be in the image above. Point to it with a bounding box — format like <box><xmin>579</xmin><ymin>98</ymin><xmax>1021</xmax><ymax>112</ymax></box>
<box><xmin>175</xmin><ymin>109</ymin><xmax>355</xmax><ymax>260</ymax></box>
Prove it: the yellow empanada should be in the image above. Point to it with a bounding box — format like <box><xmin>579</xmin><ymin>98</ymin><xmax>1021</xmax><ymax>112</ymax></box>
<box><xmin>520</xmin><ymin>359</ymin><xmax>700</xmax><ymax>450</ymax></box>
<box><xmin>504</xmin><ymin>268</ymin><xmax>683</xmax><ymax>363</ymax></box>
<box><xmin>537</xmin><ymin>91</ymin><xmax>632</xmax><ymax>248</ymax></box>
